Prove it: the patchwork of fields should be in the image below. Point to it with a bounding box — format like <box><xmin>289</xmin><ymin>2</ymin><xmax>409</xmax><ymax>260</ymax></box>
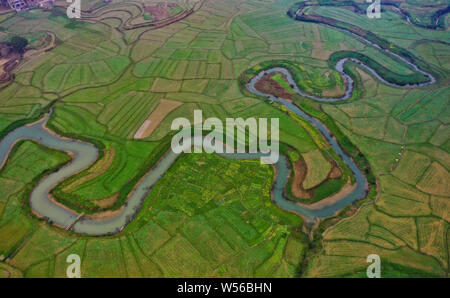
<box><xmin>0</xmin><ymin>0</ymin><xmax>448</xmax><ymax>277</ymax></box>
<box><xmin>0</xmin><ymin>142</ymin><xmax>306</xmax><ymax>277</ymax></box>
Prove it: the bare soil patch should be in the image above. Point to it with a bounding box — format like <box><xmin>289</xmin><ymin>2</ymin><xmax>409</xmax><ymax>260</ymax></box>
<box><xmin>322</xmin><ymin>73</ymin><xmax>346</xmax><ymax>98</ymax></box>
<box><xmin>145</xmin><ymin>2</ymin><xmax>178</xmax><ymax>22</ymax></box>
<box><xmin>93</xmin><ymin>193</ymin><xmax>119</xmax><ymax>209</ymax></box>
<box><xmin>291</xmin><ymin>158</ymin><xmax>313</xmax><ymax>199</ymax></box>
<box><xmin>83</xmin><ymin>205</ymin><xmax>125</xmax><ymax>220</ymax></box>
<box><xmin>322</xmin><ymin>85</ymin><xmax>345</xmax><ymax>97</ymax></box>
<box><xmin>297</xmin><ymin>182</ymin><xmax>357</xmax><ymax>210</ymax></box>
<box><xmin>0</xmin><ymin>44</ymin><xmax>21</xmax><ymax>83</ymax></box>
<box><xmin>134</xmin><ymin>99</ymin><xmax>183</xmax><ymax>139</ymax></box>
<box><xmin>254</xmin><ymin>74</ymin><xmax>293</xmax><ymax>100</ymax></box>
<box><xmin>328</xmin><ymin>161</ymin><xmax>343</xmax><ymax>179</ymax></box>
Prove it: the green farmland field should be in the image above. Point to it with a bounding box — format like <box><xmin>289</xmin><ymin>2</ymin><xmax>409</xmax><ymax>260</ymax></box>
<box><xmin>0</xmin><ymin>0</ymin><xmax>448</xmax><ymax>278</ymax></box>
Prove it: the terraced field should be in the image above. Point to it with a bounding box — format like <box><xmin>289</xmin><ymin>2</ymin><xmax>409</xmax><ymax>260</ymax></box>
<box><xmin>0</xmin><ymin>0</ymin><xmax>448</xmax><ymax>277</ymax></box>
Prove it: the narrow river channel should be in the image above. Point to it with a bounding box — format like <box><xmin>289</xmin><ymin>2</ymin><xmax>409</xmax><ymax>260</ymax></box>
<box><xmin>0</xmin><ymin>29</ymin><xmax>436</xmax><ymax>235</ymax></box>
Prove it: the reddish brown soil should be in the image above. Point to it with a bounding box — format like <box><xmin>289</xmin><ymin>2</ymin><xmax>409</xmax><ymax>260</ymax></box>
<box><xmin>0</xmin><ymin>44</ymin><xmax>21</xmax><ymax>83</ymax></box>
<box><xmin>328</xmin><ymin>160</ymin><xmax>343</xmax><ymax>179</ymax></box>
<box><xmin>145</xmin><ymin>3</ymin><xmax>178</xmax><ymax>21</ymax></box>
<box><xmin>291</xmin><ymin>158</ymin><xmax>313</xmax><ymax>199</ymax></box>
<box><xmin>254</xmin><ymin>74</ymin><xmax>293</xmax><ymax>100</ymax></box>
<box><xmin>290</xmin><ymin>157</ymin><xmax>342</xmax><ymax>201</ymax></box>
<box><xmin>125</xmin><ymin>4</ymin><xmax>193</xmax><ymax>30</ymax></box>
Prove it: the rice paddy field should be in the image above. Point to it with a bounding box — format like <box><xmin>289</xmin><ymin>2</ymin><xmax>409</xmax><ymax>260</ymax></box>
<box><xmin>0</xmin><ymin>0</ymin><xmax>448</xmax><ymax>278</ymax></box>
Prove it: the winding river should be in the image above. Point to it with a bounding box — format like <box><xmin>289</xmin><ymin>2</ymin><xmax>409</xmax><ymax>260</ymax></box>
<box><xmin>0</xmin><ymin>110</ymin><xmax>367</xmax><ymax>236</ymax></box>
<box><xmin>0</xmin><ymin>17</ymin><xmax>438</xmax><ymax>236</ymax></box>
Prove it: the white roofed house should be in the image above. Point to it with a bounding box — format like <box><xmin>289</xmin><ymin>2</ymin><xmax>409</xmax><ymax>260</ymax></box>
<box><xmin>5</xmin><ymin>0</ymin><xmax>52</xmax><ymax>11</ymax></box>
<box><xmin>7</xmin><ymin>0</ymin><xmax>27</xmax><ymax>11</ymax></box>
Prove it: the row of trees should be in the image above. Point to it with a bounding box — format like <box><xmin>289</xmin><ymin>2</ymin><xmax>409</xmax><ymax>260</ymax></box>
<box><xmin>8</xmin><ymin>35</ymin><xmax>28</xmax><ymax>52</ymax></box>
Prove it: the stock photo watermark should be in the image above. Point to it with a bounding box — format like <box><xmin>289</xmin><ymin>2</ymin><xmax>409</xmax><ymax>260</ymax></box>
<box><xmin>367</xmin><ymin>0</ymin><xmax>381</xmax><ymax>19</ymax></box>
<box><xmin>170</xmin><ymin>110</ymin><xmax>280</xmax><ymax>164</ymax></box>
<box><xmin>66</xmin><ymin>253</ymin><xmax>81</xmax><ymax>278</ymax></box>
<box><xmin>67</xmin><ymin>0</ymin><xmax>81</xmax><ymax>19</ymax></box>
<box><xmin>367</xmin><ymin>254</ymin><xmax>381</xmax><ymax>278</ymax></box>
